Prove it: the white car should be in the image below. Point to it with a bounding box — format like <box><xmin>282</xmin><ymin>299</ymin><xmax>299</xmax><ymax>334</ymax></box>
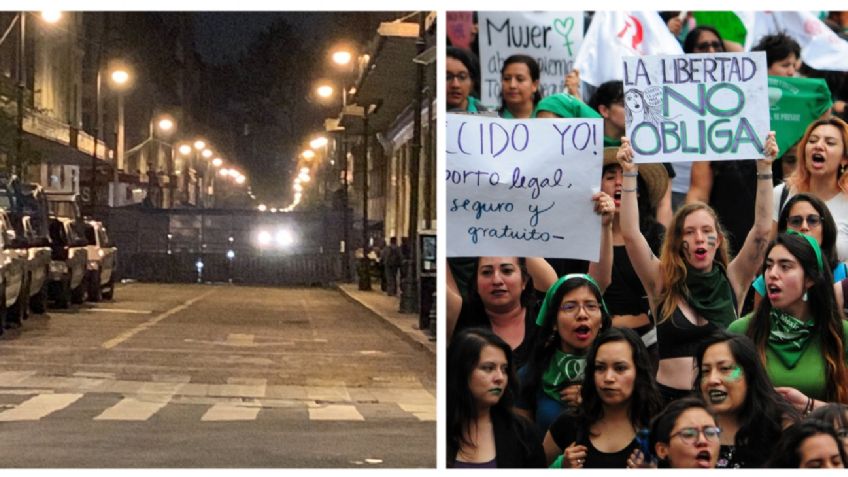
<box><xmin>47</xmin><ymin>217</ymin><xmax>88</xmax><ymax>308</ymax></box>
<box><xmin>83</xmin><ymin>220</ymin><xmax>117</xmax><ymax>301</ymax></box>
<box><xmin>0</xmin><ymin>210</ymin><xmax>27</xmax><ymax>328</ymax></box>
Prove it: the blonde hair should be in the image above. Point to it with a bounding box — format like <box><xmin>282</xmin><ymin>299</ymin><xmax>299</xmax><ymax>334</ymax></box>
<box><xmin>787</xmin><ymin>117</ymin><xmax>848</xmax><ymax>194</ymax></box>
<box><xmin>657</xmin><ymin>202</ymin><xmax>732</xmax><ymax>322</ymax></box>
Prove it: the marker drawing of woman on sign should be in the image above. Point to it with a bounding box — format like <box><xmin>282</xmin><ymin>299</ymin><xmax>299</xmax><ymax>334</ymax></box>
<box><xmin>624</xmin><ymin>87</ymin><xmax>665</xmax><ymax>130</ymax></box>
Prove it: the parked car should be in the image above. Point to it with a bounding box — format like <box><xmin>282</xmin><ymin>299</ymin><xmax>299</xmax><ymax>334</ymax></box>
<box><xmin>83</xmin><ymin>220</ymin><xmax>117</xmax><ymax>301</ymax></box>
<box><xmin>47</xmin><ymin>217</ymin><xmax>88</xmax><ymax>308</ymax></box>
<box><xmin>0</xmin><ymin>178</ymin><xmax>52</xmax><ymax>315</ymax></box>
<box><xmin>0</xmin><ymin>210</ymin><xmax>28</xmax><ymax>329</ymax></box>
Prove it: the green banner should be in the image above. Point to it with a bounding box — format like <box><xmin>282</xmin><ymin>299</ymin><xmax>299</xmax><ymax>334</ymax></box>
<box><xmin>692</xmin><ymin>12</ymin><xmax>747</xmax><ymax>46</ymax></box>
<box><xmin>768</xmin><ymin>76</ymin><xmax>833</xmax><ymax>159</ymax></box>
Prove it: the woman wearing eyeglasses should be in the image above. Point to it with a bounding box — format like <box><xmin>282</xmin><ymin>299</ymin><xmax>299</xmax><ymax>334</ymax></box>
<box><xmin>694</xmin><ymin>330</ymin><xmax>799</xmax><ymax>468</ymax></box>
<box><xmin>541</xmin><ymin>327</ymin><xmax>664</xmax><ymax>468</ymax></box>
<box><xmin>752</xmin><ymin>193</ymin><xmax>848</xmax><ymax>307</ymax></box>
<box><xmin>516</xmin><ymin>274</ymin><xmax>612</xmax><ymax>439</ymax></box>
<box><xmin>447</xmin><ymin>47</ymin><xmax>488</xmax><ymax>113</ymax></box>
<box><xmin>772</xmin><ymin>117</ymin><xmax>848</xmax><ymax>262</ymax></box>
<box><xmin>648</xmin><ymin>397</ymin><xmax>721</xmax><ymax>468</ymax></box>
<box><xmin>728</xmin><ymin>233</ymin><xmax>848</xmax><ymax>407</ymax></box>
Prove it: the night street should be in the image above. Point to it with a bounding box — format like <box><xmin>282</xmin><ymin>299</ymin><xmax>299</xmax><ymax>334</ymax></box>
<box><xmin>0</xmin><ymin>283</ymin><xmax>435</xmax><ymax>467</ymax></box>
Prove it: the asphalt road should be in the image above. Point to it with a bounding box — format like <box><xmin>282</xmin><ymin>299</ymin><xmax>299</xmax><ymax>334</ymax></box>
<box><xmin>0</xmin><ymin>282</ymin><xmax>435</xmax><ymax>468</ymax></box>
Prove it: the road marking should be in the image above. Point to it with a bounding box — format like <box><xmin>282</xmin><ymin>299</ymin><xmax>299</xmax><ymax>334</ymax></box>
<box><xmin>306</xmin><ymin>386</ymin><xmax>351</xmax><ymax>402</ymax></box>
<box><xmin>0</xmin><ymin>371</ymin><xmax>37</xmax><ymax>386</ymax></box>
<box><xmin>88</xmin><ymin>308</ymin><xmax>153</xmax><ymax>315</ymax></box>
<box><xmin>94</xmin><ymin>395</ymin><xmax>170</xmax><ymax>421</ymax></box>
<box><xmin>201</xmin><ymin>403</ymin><xmax>261</xmax><ymax>421</ymax></box>
<box><xmin>225</xmin><ymin>334</ymin><xmax>255</xmax><ymax>346</ymax></box>
<box><xmin>398</xmin><ymin>403</ymin><xmax>436</xmax><ymax>421</ymax></box>
<box><xmin>307</xmin><ymin>403</ymin><xmax>364</xmax><ymax>421</ymax></box>
<box><xmin>0</xmin><ymin>393</ymin><xmax>83</xmax><ymax>421</ymax></box>
<box><xmin>101</xmin><ymin>290</ymin><xmax>215</xmax><ymax>349</ymax></box>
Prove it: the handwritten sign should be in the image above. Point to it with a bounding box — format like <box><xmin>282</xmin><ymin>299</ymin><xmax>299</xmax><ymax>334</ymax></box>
<box><xmin>622</xmin><ymin>52</ymin><xmax>769</xmax><ymax>163</ymax></box>
<box><xmin>446</xmin><ymin>114</ymin><xmax>604</xmax><ymax>260</ymax></box>
<box><xmin>478</xmin><ymin>12</ymin><xmax>583</xmax><ymax>108</ymax></box>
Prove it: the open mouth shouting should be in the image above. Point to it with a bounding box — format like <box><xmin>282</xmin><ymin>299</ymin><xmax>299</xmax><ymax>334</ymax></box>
<box><xmin>613</xmin><ymin>189</ymin><xmax>622</xmax><ymax>207</ymax></box>
<box><xmin>766</xmin><ymin>283</ymin><xmax>782</xmax><ymax>302</ymax></box>
<box><xmin>809</xmin><ymin>152</ymin><xmax>827</xmax><ymax>170</ymax></box>
<box><xmin>695</xmin><ymin>450</ymin><xmax>713</xmax><ymax>468</ymax></box>
<box><xmin>573</xmin><ymin>324</ymin><xmax>593</xmax><ymax>342</ymax></box>
<box><xmin>692</xmin><ymin>247</ymin><xmax>708</xmax><ymax>262</ymax></box>
<box><xmin>707</xmin><ymin>389</ymin><xmax>727</xmax><ymax>404</ymax></box>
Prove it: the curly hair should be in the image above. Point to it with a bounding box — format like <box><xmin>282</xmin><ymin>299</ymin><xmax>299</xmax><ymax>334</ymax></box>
<box><xmin>751</xmin><ymin>32</ymin><xmax>801</xmax><ymax>68</ymax></box>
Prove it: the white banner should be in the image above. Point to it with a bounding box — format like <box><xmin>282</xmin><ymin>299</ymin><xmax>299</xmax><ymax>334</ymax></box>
<box><xmin>478</xmin><ymin>11</ymin><xmax>583</xmax><ymax>108</ymax></box>
<box><xmin>622</xmin><ymin>51</ymin><xmax>769</xmax><ymax>163</ymax></box>
<box><xmin>446</xmin><ymin>114</ymin><xmax>604</xmax><ymax>260</ymax></box>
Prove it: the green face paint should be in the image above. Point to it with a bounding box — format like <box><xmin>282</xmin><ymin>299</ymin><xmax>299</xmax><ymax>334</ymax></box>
<box><xmin>726</xmin><ymin>366</ymin><xmax>743</xmax><ymax>382</ymax></box>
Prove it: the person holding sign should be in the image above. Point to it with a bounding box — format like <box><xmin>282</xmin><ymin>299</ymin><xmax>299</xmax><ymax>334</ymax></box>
<box><xmin>616</xmin><ymin>131</ymin><xmax>777</xmax><ymax>403</ymax></box>
<box><xmin>728</xmin><ymin>233</ymin><xmax>848</xmax><ymax>406</ymax></box>
<box><xmin>447</xmin><ymin>327</ymin><xmax>546</xmax><ymax>468</ymax></box>
<box><xmin>516</xmin><ymin>273</ymin><xmax>612</xmax><ymax>439</ymax></box>
<box><xmin>498</xmin><ymin>55</ymin><xmax>542</xmax><ymax>119</ymax></box>
<box><xmin>772</xmin><ymin>117</ymin><xmax>848</xmax><ymax>262</ymax></box>
<box><xmin>446</xmin><ymin>256</ymin><xmax>557</xmax><ymax>369</ymax></box>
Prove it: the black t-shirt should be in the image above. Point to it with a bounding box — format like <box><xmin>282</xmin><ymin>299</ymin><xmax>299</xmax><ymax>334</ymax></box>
<box><xmin>709</xmin><ymin>159</ymin><xmax>757</xmax><ymax>256</ymax></box>
<box><xmin>548</xmin><ymin>412</ymin><xmax>639</xmax><ymax>468</ymax></box>
<box><xmin>456</xmin><ymin>288</ymin><xmax>542</xmax><ymax>369</ymax></box>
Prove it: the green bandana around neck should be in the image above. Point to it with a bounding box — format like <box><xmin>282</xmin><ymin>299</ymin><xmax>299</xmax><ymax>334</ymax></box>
<box><xmin>767</xmin><ymin>308</ymin><xmax>816</xmax><ymax>369</ymax></box>
<box><xmin>542</xmin><ymin>349</ymin><xmax>586</xmax><ymax>402</ymax></box>
<box><xmin>684</xmin><ymin>264</ymin><xmax>736</xmax><ymax>329</ymax></box>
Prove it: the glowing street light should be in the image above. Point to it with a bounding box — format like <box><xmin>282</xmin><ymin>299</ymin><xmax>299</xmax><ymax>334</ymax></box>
<box><xmin>201</xmin><ymin>149</ymin><xmax>213</xmax><ymax>159</ymax></box>
<box><xmin>317</xmin><ymin>84</ymin><xmax>334</xmax><ymax>98</ymax></box>
<box><xmin>179</xmin><ymin>144</ymin><xmax>192</xmax><ymax>155</ymax></box>
<box><xmin>310</xmin><ymin>136</ymin><xmax>328</xmax><ymax>149</ymax></box>
<box><xmin>212</xmin><ymin>157</ymin><xmax>223</xmax><ymax>167</ymax></box>
<box><xmin>110</xmin><ymin>69</ymin><xmax>130</xmax><ymax>87</ymax></box>
<box><xmin>257</xmin><ymin>204</ymin><xmax>267</xmax><ymax>212</ymax></box>
<box><xmin>332</xmin><ymin>50</ymin><xmax>352</xmax><ymax>66</ymax></box>
<box><xmin>41</xmin><ymin>10</ymin><xmax>62</xmax><ymax>23</ymax></box>
<box><xmin>235</xmin><ymin>175</ymin><xmax>246</xmax><ymax>185</ymax></box>
<box><xmin>302</xmin><ymin>150</ymin><xmax>315</xmax><ymax>160</ymax></box>
<box><xmin>193</xmin><ymin>140</ymin><xmax>206</xmax><ymax>150</ymax></box>
<box><xmin>158</xmin><ymin>117</ymin><xmax>174</xmax><ymax>132</ymax></box>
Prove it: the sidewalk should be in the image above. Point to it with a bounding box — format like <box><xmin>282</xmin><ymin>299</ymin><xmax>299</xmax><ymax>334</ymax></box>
<box><xmin>337</xmin><ymin>283</ymin><xmax>436</xmax><ymax>356</ymax></box>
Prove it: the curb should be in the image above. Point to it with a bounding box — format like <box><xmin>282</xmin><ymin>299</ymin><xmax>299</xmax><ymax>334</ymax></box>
<box><xmin>335</xmin><ymin>286</ymin><xmax>436</xmax><ymax>357</ymax></box>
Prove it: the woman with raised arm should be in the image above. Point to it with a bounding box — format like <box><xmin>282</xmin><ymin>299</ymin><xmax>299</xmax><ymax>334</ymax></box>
<box><xmin>616</xmin><ymin>133</ymin><xmax>778</xmax><ymax>402</ymax></box>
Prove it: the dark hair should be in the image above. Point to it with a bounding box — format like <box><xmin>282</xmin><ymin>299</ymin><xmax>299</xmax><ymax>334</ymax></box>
<box><xmin>683</xmin><ymin>26</ymin><xmax>725</xmax><ymax>54</ymax></box>
<box><xmin>751</xmin><ymin>32</ymin><xmax>802</xmax><ymax>67</ymax></box>
<box><xmin>749</xmin><ymin>234</ymin><xmax>848</xmax><ymax>403</ymax></box>
<box><xmin>519</xmin><ymin>276</ymin><xmax>613</xmax><ymax>409</ymax></box>
<box><xmin>694</xmin><ymin>330</ymin><xmax>800</xmax><ymax>467</ymax></box>
<box><xmin>576</xmin><ymin>327</ymin><xmax>663</xmax><ymax>434</ymax></box>
<box><xmin>499</xmin><ymin>54</ymin><xmax>542</xmax><ymax>110</ymax></box>
<box><xmin>588</xmin><ymin>80</ymin><xmax>623</xmax><ymax>112</ymax></box>
<box><xmin>447</xmin><ymin>46</ymin><xmax>481</xmax><ymax>99</ymax></box>
<box><xmin>650</xmin><ymin>397</ymin><xmax>717</xmax><ymax>460</ymax></box>
<box><xmin>810</xmin><ymin>403</ymin><xmax>848</xmax><ymax>436</ymax></box>
<box><xmin>778</xmin><ymin>193</ymin><xmax>840</xmax><ymax>271</ymax></box>
<box><xmin>768</xmin><ymin>418</ymin><xmax>848</xmax><ymax>467</ymax></box>
<box><xmin>601</xmin><ymin>163</ymin><xmax>665</xmax><ymax>252</ymax></box>
<box><xmin>447</xmin><ymin>327</ymin><xmax>526</xmax><ymax>465</ymax></box>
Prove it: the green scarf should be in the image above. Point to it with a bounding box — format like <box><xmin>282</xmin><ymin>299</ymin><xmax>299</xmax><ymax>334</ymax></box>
<box><xmin>541</xmin><ymin>349</ymin><xmax>586</xmax><ymax>402</ymax></box>
<box><xmin>684</xmin><ymin>264</ymin><xmax>736</xmax><ymax>329</ymax></box>
<box><xmin>767</xmin><ymin>309</ymin><xmax>816</xmax><ymax>369</ymax></box>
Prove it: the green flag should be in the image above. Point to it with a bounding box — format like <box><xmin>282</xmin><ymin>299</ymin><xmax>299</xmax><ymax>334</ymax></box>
<box><xmin>768</xmin><ymin>76</ymin><xmax>833</xmax><ymax>159</ymax></box>
<box><xmin>692</xmin><ymin>12</ymin><xmax>748</xmax><ymax>46</ymax></box>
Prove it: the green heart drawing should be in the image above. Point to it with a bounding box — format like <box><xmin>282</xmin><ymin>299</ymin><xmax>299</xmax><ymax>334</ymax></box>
<box><xmin>553</xmin><ymin>17</ymin><xmax>575</xmax><ymax>55</ymax></box>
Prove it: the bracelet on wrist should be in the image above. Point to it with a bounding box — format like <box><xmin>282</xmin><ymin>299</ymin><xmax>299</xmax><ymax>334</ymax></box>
<box><xmin>622</xmin><ymin>172</ymin><xmax>638</xmax><ymax>177</ymax></box>
<box><xmin>621</xmin><ymin>187</ymin><xmax>638</xmax><ymax>193</ymax></box>
<box><xmin>756</xmin><ymin>172</ymin><xmax>773</xmax><ymax>180</ymax></box>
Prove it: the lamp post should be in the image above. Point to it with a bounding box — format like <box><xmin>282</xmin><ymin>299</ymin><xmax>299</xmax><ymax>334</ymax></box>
<box><xmin>107</xmin><ymin>66</ymin><xmax>130</xmax><ymax>205</ymax></box>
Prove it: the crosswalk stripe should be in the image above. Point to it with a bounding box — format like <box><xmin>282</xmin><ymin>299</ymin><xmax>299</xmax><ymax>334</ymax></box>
<box><xmin>397</xmin><ymin>403</ymin><xmax>436</xmax><ymax>422</ymax></box>
<box><xmin>0</xmin><ymin>393</ymin><xmax>83</xmax><ymax>421</ymax></box>
<box><xmin>308</xmin><ymin>403</ymin><xmax>365</xmax><ymax>421</ymax></box>
<box><xmin>94</xmin><ymin>395</ymin><xmax>170</xmax><ymax>421</ymax></box>
<box><xmin>201</xmin><ymin>403</ymin><xmax>261</xmax><ymax>421</ymax></box>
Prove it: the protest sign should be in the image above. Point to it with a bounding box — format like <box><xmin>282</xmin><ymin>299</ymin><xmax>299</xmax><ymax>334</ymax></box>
<box><xmin>446</xmin><ymin>114</ymin><xmax>604</xmax><ymax>260</ymax></box>
<box><xmin>477</xmin><ymin>12</ymin><xmax>583</xmax><ymax>108</ymax></box>
<box><xmin>447</xmin><ymin>11</ymin><xmax>474</xmax><ymax>50</ymax></box>
<box><xmin>622</xmin><ymin>51</ymin><xmax>769</xmax><ymax>163</ymax></box>
<box><xmin>768</xmin><ymin>76</ymin><xmax>833</xmax><ymax>159</ymax></box>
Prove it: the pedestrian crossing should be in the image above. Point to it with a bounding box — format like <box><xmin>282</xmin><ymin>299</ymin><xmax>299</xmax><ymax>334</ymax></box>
<box><xmin>0</xmin><ymin>371</ymin><xmax>435</xmax><ymax>424</ymax></box>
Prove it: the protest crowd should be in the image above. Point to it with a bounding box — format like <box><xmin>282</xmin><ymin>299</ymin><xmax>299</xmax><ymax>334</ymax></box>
<box><xmin>445</xmin><ymin>11</ymin><xmax>848</xmax><ymax>469</ymax></box>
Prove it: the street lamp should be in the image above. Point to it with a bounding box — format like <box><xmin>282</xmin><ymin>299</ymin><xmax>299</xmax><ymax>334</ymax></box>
<box><xmin>316</xmin><ymin>84</ymin><xmax>334</xmax><ymax>98</ymax></box>
<box><xmin>332</xmin><ymin>50</ymin><xmax>352</xmax><ymax>66</ymax></box>
<box><xmin>302</xmin><ymin>149</ymin><xmax>315</xmax><ymax>160</ymax></box>
<box><xmin>109</xmin><ymin>66</ymin><xmax>131</xmax><ymax>179</ymax></box>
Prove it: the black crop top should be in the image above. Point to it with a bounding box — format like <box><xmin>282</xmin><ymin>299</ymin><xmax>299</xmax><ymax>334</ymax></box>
<box><xmin>603</xmin><ymin>246</ymin><xmax>651</xmax><ymax>316</ymax></box>
<box><xmin>656</xmin><ymin>305</ymin><xmax>722</xmax><ymax>359</ymax></box>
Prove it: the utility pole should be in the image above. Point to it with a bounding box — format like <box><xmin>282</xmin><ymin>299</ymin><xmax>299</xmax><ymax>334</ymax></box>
<box><xmin>14</xmin><ymin>12</ymin><xmax>26</xmax><ymax>177</ymax></box>
<box><xmin>357</xmin><ymin>110</ymin><xmax>371</xmax><ymax>290</ymax></box>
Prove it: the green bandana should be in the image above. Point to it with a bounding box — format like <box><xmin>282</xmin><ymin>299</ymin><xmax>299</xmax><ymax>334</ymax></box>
<box><xmin>542</xmin><ymin>349</ymin><xmax>586</xmax><ymax>402</ymax></box>
<box><xmin>535</xmin><ymin>273</ymin><xmax>609</xmax><ymax>326</ymax></box>
<box><xmin>767</xmin><ymin>308</ymin><xmax>816</xmax><ymax>369</ymax></box>
<box><xmin>684</xmin><ymin>264</ymin><xmax>737</xmax><ymax>329</ymax></box>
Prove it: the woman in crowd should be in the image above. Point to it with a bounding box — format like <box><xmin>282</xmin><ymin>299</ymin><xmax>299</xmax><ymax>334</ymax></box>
<box><xmin>773</xmin><ymin>117</ymin><xmax>848</xmax><ymax>261</ymax></box>
<box><xmin>516</xmin><ymin>274</ymin><xmax>613</xmax><ymax>438</ymax></box>
<box><xmin>728</xmin><ymin>233</ymin><xmax>848</xmax><ymax>404</ymax></box>
<box><xmin>597</xmin><ymin>148</ymin><xmax>668</xmax><ymax>367</ymax></box>
<box><xmin>542</xmin><ymin>327</ymin><xmax>664</xmax><ymax>467</ymax></box>
<box><xmin>769</xmin><ymin>419</ymin><xmax>847</xmax><ymax>468</ymax></box>
<box><xmin>498</xmin><ymin>54</ymin><xmax>541</xmax><ymax>119</ymax></box>
<box><xmin>446</xmin><ymin>256</ymin><xmax>556</xmax><ymax>368</ymax></box>
<box><xmin>753</xmin><ymin>193</ymin><xmax>847</xmax><ymax>307</ymax></box>
<box><xmin>751</xmin><ymin>32</ymin><xmax>802</xmax><ymax>78</ymax></box>
<box><xmin>446</xmin><ymin>47</ymin><xmax>487</xmax><ymax>113</ymax></box>
<box><xmin>648</xmin><ymin>397</ymin><xmax>721</xmax><ymax>468</ymax></box>
<box><xmin>616</xmin><ymin>133</ymin><xmax>777</xmax><ymax>402</ymax></box>
<box><xmin>810</xmin><ymin>403</ymin><xmax>848</xmax><ymax>454</ymax></box>
<box><xmin>447</xmin><ymin>327</ymin><xmax>545</xmax><ymax>468</ymax></box>
<box><xmin>694</xmin><ymin>330</ymin><xmax>799</xmax><ymax>467</ymax></box>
